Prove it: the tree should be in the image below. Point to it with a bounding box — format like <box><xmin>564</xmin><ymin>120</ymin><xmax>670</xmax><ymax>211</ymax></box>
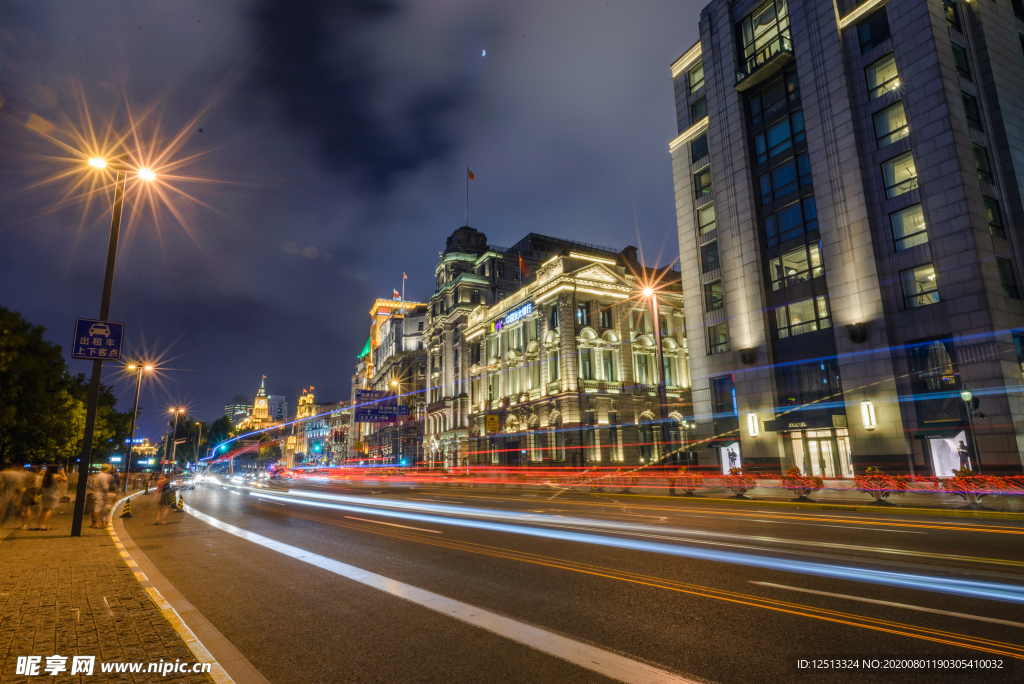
<box><xmin>0</xmin><ymin>307</ymin><xmax>132</xmax><ymax>467</ymax></box>
<box><xmin>203</xmin><ymin>415</ymin><xmax>234</xmax><ymax>452</ymax></box>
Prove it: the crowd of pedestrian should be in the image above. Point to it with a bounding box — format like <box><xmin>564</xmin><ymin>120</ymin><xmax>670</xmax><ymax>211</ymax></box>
<box><xmin>0</xmin><ymin>464</ymin><xmax>175</xmax><ymax>530</ymax></box>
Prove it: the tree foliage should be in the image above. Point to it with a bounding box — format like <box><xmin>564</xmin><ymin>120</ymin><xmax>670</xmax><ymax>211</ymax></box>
<box><xmin>0</xmin><ymin>307</ymin><xmax>130</xmax><ymax>466</ymax></box>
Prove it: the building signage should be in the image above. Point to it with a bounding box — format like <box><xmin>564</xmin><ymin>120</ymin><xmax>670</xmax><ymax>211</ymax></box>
<box><xmin>71</xmin><ymin>319</ymin><xmax>125</xmax><ymax>361</ymax></box>
<box><xmin>485</xmin><ymin>414</ymin><xmax>500</xmax><ymax>434</ymax></box>
<box><xmin>489</xmin><ymin>301</ymin><xmax>533</xmax><ymax>333</ymax></box>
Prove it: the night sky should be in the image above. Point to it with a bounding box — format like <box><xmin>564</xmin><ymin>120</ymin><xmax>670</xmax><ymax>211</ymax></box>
<box><xmin>0</xmin><ymin>0</ymin><xmax>701</xmax><ymax>440</ymax></box>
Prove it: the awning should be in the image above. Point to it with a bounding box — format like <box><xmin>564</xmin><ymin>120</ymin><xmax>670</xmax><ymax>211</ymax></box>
<box><xmin>701</xmin><ymin>438</ymin><xmax>739</xmax><ymax>450</ymax></box>
<box><xmin>357</xmin><ymin>336</ymin><xmax>372</xmax><ymax>360</ymax></box>
<box><xmin>913</xmin><ymin>427</ymin><xmax>965</xmax><ymax>440</ymax></box>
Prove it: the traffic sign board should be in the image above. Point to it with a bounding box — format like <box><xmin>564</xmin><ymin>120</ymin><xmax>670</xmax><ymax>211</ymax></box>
<box><xmin>354</xmin><ymin>405</ymin><xmax>409</xmax><ymax>422</ymax></box>
<box><xmin>486</xmin><ymin>414</ymin><xmax>500</xmax><ymax>434</ymax></box>
<box><xmin>72</xmin><ymin>319</ymin><xmax>125</xmax><ymax>361</ymax></box>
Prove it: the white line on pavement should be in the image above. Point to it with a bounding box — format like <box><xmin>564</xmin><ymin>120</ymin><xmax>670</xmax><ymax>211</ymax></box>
<box><xmin>751</xmin><ymin>582</ymin><xmax>1024</xmax><ymax>629</ymax></box>
<box><xmin>344</xmin><ymin>516</ymin><xmax>442</xmax><ymax>534</ymax></box>
<box><xmin>184</xmin><ymin>504</ymin><xmax>700</xmax><ymax>684</ymax></box>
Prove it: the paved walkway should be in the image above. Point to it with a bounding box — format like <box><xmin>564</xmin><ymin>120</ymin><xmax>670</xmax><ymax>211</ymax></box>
<box><xmin>0</xmin><ymin>491</ymin><xmax>214</xmax><ymax>683</ymax></box>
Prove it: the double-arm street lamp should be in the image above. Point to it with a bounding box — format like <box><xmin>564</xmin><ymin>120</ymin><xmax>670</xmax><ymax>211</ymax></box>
<box><xmin>642</xmin><ymin>287</ymin><xmax>673</xmax><ymax>465</ymax></box>
<box><xmin>71</xmin><ymin>159</ymin><xmax>157</xmax><ymax>536</ymax></box>
<box><xmin>167</xmin><ymin>407</ymin><xmax>186</xmax><ymax>471</ymax></box>
<box><xmin>122</xmin><ymin>362</ymin><xmax>154</xmax><ymax>491</ymax></box>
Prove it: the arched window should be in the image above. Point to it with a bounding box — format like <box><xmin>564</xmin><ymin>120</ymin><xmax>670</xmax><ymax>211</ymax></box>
<box><xmin>633</xmin><ymin>336</ymin><xmax>657</xmax><ymax>386</ymax></box>
<box><xmin>638</xmin><ymin>411</ymin><xmax>658</xmax><ymax>463</ymax></box>
<box><xmin>549</xmin><ymin>412</ymin><xmax>564</xmax><ymax>462</ymax></box>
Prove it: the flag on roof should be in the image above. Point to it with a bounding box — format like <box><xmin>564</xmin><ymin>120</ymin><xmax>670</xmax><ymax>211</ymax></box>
<box><xmin>467</xmin><ymin>168</ymin><xmax>475</xmax><ymax>180</ymax></box>
<box><xmin>403</xmin><ymin>273</ymin><xmax>408</xmax><ymax>279</ymax></box>
<box><xmin>519</xmin><ymin>255</ymin><xmax>530</xmax><ymax>278</ymax></box>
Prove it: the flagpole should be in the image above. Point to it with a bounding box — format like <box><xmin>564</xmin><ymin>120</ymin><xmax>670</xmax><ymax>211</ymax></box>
<box><xmin>402</xmin><ymin>277</ymin><xmax>405</xmax><ymax>303</ymax></box>
<box><xmin>465</xmin><ymin>166</ymin><xmax>470</xmax><ymax>226</ymax></box>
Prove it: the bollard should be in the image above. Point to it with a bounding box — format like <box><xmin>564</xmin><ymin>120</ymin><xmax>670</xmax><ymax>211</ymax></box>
<box><xmin>120</xmin><ymin>497</ymin><xmax>134</xmax><ymax>518</ymax></box>
<box><xmin>143</xmin><ymin>484</ymin><xmax>150</xmax><ymax>496</ymax></box>
<box><xmin>175</xmin><ymin>493</ymin><xmax>184</xmax><ymax>511</ymax></box>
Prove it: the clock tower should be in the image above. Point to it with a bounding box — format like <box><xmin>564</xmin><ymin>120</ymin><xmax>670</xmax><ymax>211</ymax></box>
<box><xmin>252</xmin><ymin>376</ymin><xmax>269</xmax><ymax>421</ymax></box>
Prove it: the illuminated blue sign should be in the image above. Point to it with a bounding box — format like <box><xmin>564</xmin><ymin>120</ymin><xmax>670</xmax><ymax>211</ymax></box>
<box><xmin>491</xmin><ymin>302</ymin><xmax>533</xmax><ymax>332</ymax></box>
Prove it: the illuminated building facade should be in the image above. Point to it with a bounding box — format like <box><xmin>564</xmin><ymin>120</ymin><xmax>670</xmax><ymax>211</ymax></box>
<box><xmin>669</xmin><ymin>0</ymin><xmax>1024</xmax><ymax>475</ymax></box>
<box><xmin>347</xmin><ymin>298</ymin><xmax>428</xmax><ymax>463</ymax></box>
<box><xmin>292</xmin><ymin>388</ymin><xmax>319</xmax><ymax>462</ymax></box>
<box><xmin>426</xmin><ymin>227</ymin><xmax>690</xmax><ymax>468</ymax></box>
<box><xmin>235</xmin><ymin>378</ymin><xmax>284</xmax><ymax>433</ymax></box>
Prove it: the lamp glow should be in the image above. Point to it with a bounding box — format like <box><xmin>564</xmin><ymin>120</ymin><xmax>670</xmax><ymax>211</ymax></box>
<box><xmin>860</xmin><ymin>400</ymin><xmax>877</xmax><ymax>431</ymax></box>
<box><xmin>138</xmin><ymin>168</ymin><xmax>156</xmax><ymax>181</ymax></box>
<box><xmin>747</xmin><ymin>413</ymin><xmax>759</xmax><ymax>437</ymax></box>
<box><xmin>88</xmin><ymin>158</ymin><xmax>107</xmax><ymax>169</ymax></box>
<box><xmin>960</xmin><ymin>390</ymin><xmax>973</xmax><ymax>403</ymax></box>
<box><xmin>642</xmin><ymin>287</ymin><xmax>654</xmax><ymax>297</ymax></box>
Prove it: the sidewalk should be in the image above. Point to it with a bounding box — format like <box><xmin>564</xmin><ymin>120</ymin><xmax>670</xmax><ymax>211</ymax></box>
<box><xmin>0</xmin><ymin>491</ymin><xmax>214</xmax><ymax>683</ymax></box>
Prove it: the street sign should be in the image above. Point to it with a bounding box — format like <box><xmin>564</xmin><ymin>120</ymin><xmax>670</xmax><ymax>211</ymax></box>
<box><xmin>354</xmin><ymin>405</ymin><xmax>409</xmax><ymax>422</ymax></box>
<box><xmin>72</xmin><ymin>319</ymin><xmax>125</xmax><ymax>361</ymax></box>
<box><xmin>486</xmin><ymin>414</ymin><xmax>500</xmax><ymax>434</ymax></box>
<box><xmin>354</xmin><ymin>441</ymin><xmax>363</xmax><ymax>452</ymax></box>
<box><xmin>355</xmin><ymin>390</ymin><xmax>387</xmax><ymax>403</ymax></box>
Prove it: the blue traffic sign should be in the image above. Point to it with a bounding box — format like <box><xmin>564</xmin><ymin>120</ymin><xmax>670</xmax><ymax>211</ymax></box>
<box><xmin>71</xmin><ymin>319</ymin><xmax>125</xmax><ymax>361</ymax></box>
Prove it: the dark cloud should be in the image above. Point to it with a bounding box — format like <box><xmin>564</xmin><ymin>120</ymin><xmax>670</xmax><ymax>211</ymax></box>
<box><xmin>251</xmin><ymin>0</ymin><xmax>474</xmax><ymax>189</ymax></box>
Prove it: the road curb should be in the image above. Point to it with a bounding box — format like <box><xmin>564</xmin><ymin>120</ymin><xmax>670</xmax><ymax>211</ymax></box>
<box><xmin>111</xmin><ymin>494</ymin><xmax>270</xmax><ymax>684</ymax></box>
<box><xmin>578</xmin><ymin>490</ymin><xmax>1024</xmax><ymax>519</ymax></box>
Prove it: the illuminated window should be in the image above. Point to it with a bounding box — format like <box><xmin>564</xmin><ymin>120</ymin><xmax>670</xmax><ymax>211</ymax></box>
<box><xmin>694</xmin><ymin>165</ymin><xmax>713</xmax><ymax>197</ymax></box>
<box><xmin>775</xmin><ymin>295</ymin><xmax>831</xmax><ymax>338</ymax></box>
<box><xmin>891</xmin><ymin>204</ymin><xmax>927</xmax><ymax>251</ymax></box>
<box><xmin>599</xmin><ymin>309</ymin><xmax>612</xmax><ymax>328</ymax></box>
<box><xmin>707</xmin><ymin>323</ymin><xmax>729</xmax><ymax>354</ymax></box>
<box><xmin>688</xmin><ymin>61</ymin><xmax>704</xmax><ymax>92</ymax></box>
<box><xmin>602</xmin><ymin>350</ymin><xmax>617</xmax><ymax>381</ymax></box>
<box><xmin>697</xmin><ymin>203</ymin><xmax>716</xmax><ymax>234</ymax></box>
<box><xmin>738</xmin><ymin>0</ymin><xmax>792</xmax><ymax>78</ymax></box>
<box><xmin>770</xmin><ymin>242</ymin><xmax>823</xmax><ymax>290</ymax></box>
<box><xmin>882</xmin><ymin>151</ymin><xmax>918</xmax><ymax>199</ymax></box>
<box><xmin>901</xmin><ymin>264</ymin><xmax>939</xmax><ymax>308</ymax></box>
<box><xmin>943</xmin><ymin>0</ymin><xmax>960</xmax><ymax>29</ymax></box>
<box><xmin>874</xmin><ymin>101</ymin><xmax>909</xmax><ymax>148</ymax></box>
<box><xmin>865</xmin><ymin>52</ymin><xmax>898</xmax><ymax>100</ymax></box>
<box><xmin>704</xmin><ymin>279</ymin><xmax>724</xmax><ymax>310</ymax></box>
<box><xmin>578</xmin><ymin>349</ymin><xmax>595</xmax><ymax>381</ymax></box>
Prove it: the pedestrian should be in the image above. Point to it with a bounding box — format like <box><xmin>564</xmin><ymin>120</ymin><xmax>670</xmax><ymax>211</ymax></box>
<box><xmin>56</xmin><ymin>467</ymin><xmax>69</xmax><ymax>513</ymax></box>
<box><xmin>19</xmin><ymin>466</ymin><xmax>41</xmax><ymax>530</ymax></box>
<box><xmin>0</xmin><ymin>464</ymin><xmax>24</xmax><ymax>524</ymax></box>
<box><xmin>35</xmin><ymin>465</ymin><xmax>65</xmax><ymax>530</ymax></box>
<box><xmin>88</xmin><ymin>464</ymin><xmax>115</xmax><ymax>529</ymax></box>
<box><xmin>154</xmin><ymin>474</ymin><xmax>175</xmax><ymax>525</ymax></box>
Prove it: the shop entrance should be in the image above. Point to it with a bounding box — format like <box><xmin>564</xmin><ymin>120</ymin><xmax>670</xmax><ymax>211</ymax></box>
<box><xmin>790</xmin><ymin>429</ymin><xmax>853</xmax><ymax>478</ymax></box>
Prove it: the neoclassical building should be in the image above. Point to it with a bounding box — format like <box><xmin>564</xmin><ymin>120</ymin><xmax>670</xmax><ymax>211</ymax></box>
<box><xmin>424</xmin><ymin>227</ymin><xmax>691</xmax><ymax>468</ymax></box>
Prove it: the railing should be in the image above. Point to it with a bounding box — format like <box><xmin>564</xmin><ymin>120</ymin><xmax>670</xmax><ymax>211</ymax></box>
<box><xmin>736</xmin><ymin>36</ymin><xmax>794</xmax><ymax>88</ymax></box>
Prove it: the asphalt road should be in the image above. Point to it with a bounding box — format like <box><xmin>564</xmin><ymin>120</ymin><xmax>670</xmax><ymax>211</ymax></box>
<box><xmin>121</xmin><ymin>478</ymin><xmax>1024</xmax><ymax>684</ymax></box>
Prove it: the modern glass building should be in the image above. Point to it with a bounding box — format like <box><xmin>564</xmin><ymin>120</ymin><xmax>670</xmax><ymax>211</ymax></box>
<box><xmin>669</xmin><ymin>0</ymin><xmax>1024</xmax><ymax>475</ymax></box>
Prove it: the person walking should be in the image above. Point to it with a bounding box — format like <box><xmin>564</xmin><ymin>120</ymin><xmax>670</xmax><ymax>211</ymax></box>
<box><xmin>35</xmin><ymin>465</ymin><xmax>65</xmax><ymax>530</ymax></box>
<box><xmin>154</xmin><ymin>474</ymin><xmax>175</xmax><ymax>525</ymax></box>
<box><xmin>19</xmin><ymin>466</ymin><xmax>41</xmax><ymax>530</ymax></box>
<box><xmin>88</xmin><ymin>464</ymin><xmax>115</xmax><ymax>529</ymax></box>
<box><xmin>0</xmin><ymin>464</ymin><xmax>24</xmax><ymax>524</ymax></box>
<box><xmin>56</xmin><ymin>466</ymin><xmax>69</xmax><ymax>513</ymax></box>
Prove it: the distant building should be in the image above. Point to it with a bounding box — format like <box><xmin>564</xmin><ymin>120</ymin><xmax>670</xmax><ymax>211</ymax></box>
<box><xmin>267</xmin><ymin>395</ymin><xmax>288</xmax><ymax>422</ymax></box>
<box><xmin>224</xmin><ymin>394</ymin><xmax>251</xmax><ymax>419</ymax></box>
<box><xmin>235</xmin><ymin>378</ymin><xmax>285</xmax><ymax>433</ymax></box>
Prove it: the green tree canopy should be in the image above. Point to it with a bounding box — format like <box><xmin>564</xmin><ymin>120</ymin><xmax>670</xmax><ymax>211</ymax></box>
<box><xmin>0</xmin><ymin>307</ymin><xmax>130</xmax><ymax>466</ymax></box>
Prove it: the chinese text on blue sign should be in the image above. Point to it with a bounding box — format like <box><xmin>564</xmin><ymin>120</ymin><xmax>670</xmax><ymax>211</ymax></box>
<box><xmin>71</xmin><ymin>319</ymin><xmax>125</xmax><ymax>361</ymax></box>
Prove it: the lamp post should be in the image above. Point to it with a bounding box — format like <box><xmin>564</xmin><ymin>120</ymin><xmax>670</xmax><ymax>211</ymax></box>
<box><xmin>643</xmin><ymin>287</ymin><xmax>672</xmax><ymax>465</ymax></box>
<box><xmin>123</xmin><ymin>362</ymin><xmax>153</xmax><ymax>492</ymax></box>
<box><xmin>960</xmin><ymin>388</ymin><xmax>983</xmax><ymax>472</ymax></box>
<box><xmin>392</xmin><ymin>378</ymin><xmax>402</xmax><ymax>466</ymax></box>
<box><xmin>193</xmin><ymin>421</ymin><xmax>203</xmax><ymax>468</ymax></box>
<box><xmin>71</xmin><ymin>161</ymin><xmax>156</xmax><ymax>536</ymax></box>
<box><xmin>168</xmin><ymin>408</ymin><xmax>185</xmax><ymax>471</ymax></box>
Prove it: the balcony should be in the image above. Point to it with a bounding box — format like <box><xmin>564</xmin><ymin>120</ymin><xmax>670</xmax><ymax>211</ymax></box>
<box><xmin>735</xmin><ymin>37</ymin><xmax>794</xmax><ymax>91</ymax></box>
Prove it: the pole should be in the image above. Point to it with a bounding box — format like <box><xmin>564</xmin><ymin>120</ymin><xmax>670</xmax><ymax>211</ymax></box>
<box><xmin>649</xmin><ymin>292</ymin><xmax>672</xmax><ymax>465</ymax></box>
<box><xmin>123</xmin><ymin>366</ymin><xmax>143</xmax><ymax>492</ymax></box>
<box><xmin>194</xmin><ymin>421</ymin><xmax>202</xmax><ymax>467</ymax></box>
<box><xmin>465</xmin><ymin>166</ymin><xmax>470</xmax><ymax>226</ymax></box>
<box><xmin>170</xmin><ymin>411</ymin><xmax>180</xmax><ymax>470</ymax></box>
<box><xmin>71</xmin><ymin>169</ymin><xmax>127</xmax><ymax>537</ymax></box>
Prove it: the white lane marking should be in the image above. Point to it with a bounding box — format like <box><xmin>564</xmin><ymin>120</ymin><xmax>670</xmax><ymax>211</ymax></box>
<box><xmin>344</xmin><ymin>516</ymin><xmax>442</xmax><ymax>534</ymax></box>
<box><xmin>751</xmin><ymin>582</ymin><xmax>1024</xmax><ymax>629</ymax></box>
<box><xmin>184</xmin><ymin>505</ymin><xmax>698</xmax><ymax>684</ymax></box>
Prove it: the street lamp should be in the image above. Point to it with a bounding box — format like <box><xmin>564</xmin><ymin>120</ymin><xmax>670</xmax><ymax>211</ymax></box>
<box><xmin>122</xmin><ymin>362</ymin><xmax>154</xmax><ymax>491</ymax></box>
<box><xmin>960</xmin><ymin>388</ymin><xmax>983</xmax><ymax>472</ymax></box>
<box><xmin>71</xmin><ymin>158</ymin><xmax>157</xmax><ymax>536</ymax></box>
<box><xmin>167</xmin><ymin>407</ymin><xmax>185</xmax><ymax>471</ymax></box>
<box><xmin>643</xmin><ymin>287</ymin><xmax>672</xmax><ymax>465</ymax></box>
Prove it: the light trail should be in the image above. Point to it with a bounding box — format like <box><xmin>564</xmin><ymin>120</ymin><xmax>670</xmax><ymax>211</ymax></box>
<box><xmin>244</xmin><ymin>501</ymin><xmax>1024</xmax><ymax>660</ymax></box>
<box><xmin>244</xmin><ymin>489</ymin><xmax>1024</xmax><ymax>605</ymax></box>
